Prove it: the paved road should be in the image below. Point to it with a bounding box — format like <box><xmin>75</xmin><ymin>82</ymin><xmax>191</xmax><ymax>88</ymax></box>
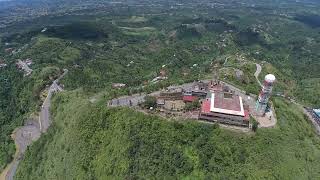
<box><xmin>303</xmin><ymin>108</ymin><xmax>320</xmax><ymax>135</ymax></box>
<box><xmin>3</xmin><ymin>70</ymin><xmax>67</xmax><ymax>180</ymax></box>
<box><xmin>39</xmin><ymin>81</ymin><xmax>62</xmax><ymax>132</ymax></box>
<box><xmin>109</xmin><ymin>94</ymin><xmax>146</xmax><ymax>107</ymax></box>
<box><xmin>40</xmin><ymin>70</ymin><xmax>67</xmax><ymax>132</ymax></box>
<box><xmin>223</xmin><ymin>56</ymin><xmax>231</xmax><ymax>66</ymax></box>
<box><xmin>252</xmin><ymin>63</ymin><xmax>319</xmax><ymax>130</ymax></box>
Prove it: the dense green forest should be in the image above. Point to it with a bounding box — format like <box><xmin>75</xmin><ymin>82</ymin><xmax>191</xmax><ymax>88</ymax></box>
<box><xmin>0</xmin><ymin>0</ymin><xmax>320</xmax><ymax>178</ymax></box>
<box><xmin>15</xmin><ymin>91</ymin><xmax>320</xmax><ymax>179</ymax></box>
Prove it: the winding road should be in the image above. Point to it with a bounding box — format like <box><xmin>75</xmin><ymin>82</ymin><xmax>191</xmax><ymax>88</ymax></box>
<box><xmin>254</xmin><ymin>63</ymin><xmax>263</xmax><ymax>87</ymax></box>
<box><xmin>1</xmin><ymin>69</ymin><xmax>67</xmax><ymax>180</ymax></box>
<box><xmin>252</xmin><ymin>63</ymin><xmax>320</xmax><ymax>132</ymax></box>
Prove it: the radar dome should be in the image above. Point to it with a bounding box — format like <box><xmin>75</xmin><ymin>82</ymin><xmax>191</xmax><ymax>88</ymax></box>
<box><xmin>265</xmin><ymin>74</ymin><xmax>276</xmax><ymax>83</ymax></box>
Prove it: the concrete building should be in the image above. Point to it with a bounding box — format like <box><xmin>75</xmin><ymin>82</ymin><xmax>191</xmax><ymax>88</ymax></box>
<box><xmin>199</xmin><ymin>92</ymin><xmax>250</xmax><ymax>127</ymax></box>
<box><xmin>183</xmin><ymin>95</ymin><xmax>198</xmax><ymax>103</ymax></box>
<box><xmin>208</xmin><ymin>80</ymin><xmax>223</xmax><ymax>92</ymax></box>
<box><xmin>184</xmin><ymin>81</ymin><xmax>208</xmax><ymax>97</ymax></box>
<box><xmin>159</xmin><ymin>88</ymin><xmax>183</xmax><ymax>100</ymax></box>
<box><xmin>163</xmin><ymin>100</ymin><xmax>185</xmax><ymax>111</ymax></box>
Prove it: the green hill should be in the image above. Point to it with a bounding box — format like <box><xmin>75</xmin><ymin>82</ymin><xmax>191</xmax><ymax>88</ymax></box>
<box><xmin>15</xmin><ymin>91</ymin><xmax>320</xmax><ymax>179</ymax></box>
<box><xmin>1</xmin><ymin>0</ymin><xmax>320</xmax><ymax>177</ymax></box>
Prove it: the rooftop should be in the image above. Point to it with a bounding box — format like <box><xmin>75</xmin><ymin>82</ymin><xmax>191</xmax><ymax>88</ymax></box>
<box><xmin>209</xmin><ymin>83</ymin><xmax>223</xmax><ymax>92</ymax></box>
<box><xmin>183</xmin><ymin>95</ymin><xmax>198</xmax><ymax>102</ymax></box>
<box><xmin>314</xmin><ymin>109</ymin><xmax>320</xmax><ymax>117</ymax></box>
<box><xmin>201</xmin><ymin>98</ymin><xmax>249</xmax><ymax>120</ymax></box>
<box><xmin>202</xmin><ymin>92</ymin><xmax>245</xmax><ymax>116</ymax></box>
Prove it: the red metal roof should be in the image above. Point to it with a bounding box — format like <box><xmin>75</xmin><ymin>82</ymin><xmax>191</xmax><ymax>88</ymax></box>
<box><xmin>201</xmin><ymin>99</ymin><xmax>249</xmax><ymax>121</ymax></box>
<box><xmin>183</xmin><ymin>95</ymin><xmax>198</xmax><ymax>102</ymax></box>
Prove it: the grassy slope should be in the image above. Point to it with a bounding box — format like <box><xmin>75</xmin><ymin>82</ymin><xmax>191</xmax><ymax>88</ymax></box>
<box><xmin>15</xmin><ymin>91</ymin><xmax>320</xmax><ymax>179</ymax></box>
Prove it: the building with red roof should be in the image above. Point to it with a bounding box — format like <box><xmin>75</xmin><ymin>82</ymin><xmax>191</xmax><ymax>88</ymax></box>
<box><xmin>199</xmin><ymin>92</ymin><xmax>249</xmax><ymax>127</ymax></box>
<box><xmin>183</xmin><ymin>95</ymin><xmax>198</xmax><ymax>102</ymax></box>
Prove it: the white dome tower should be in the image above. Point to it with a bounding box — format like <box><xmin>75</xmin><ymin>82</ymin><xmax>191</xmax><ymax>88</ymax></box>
<box><xmin>256</xmin><ymin>74</ymin><xmax>276</xmax><ymax>116</ymax></box>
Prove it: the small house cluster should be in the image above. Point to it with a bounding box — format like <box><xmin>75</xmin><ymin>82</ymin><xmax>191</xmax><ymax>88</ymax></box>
<box><xmin>16</xmin><ymin>58</ymin><xmax>33</xmax><ymax>76</ymax></box>
<box><xmin>0</xmin><ymin>59</ymin><xmax>7</xmax><ymax>68</ymax></box>
<box><xmin>151</xmin><ymin>69</ymin><xmax>168</xmax><ymax>84</ymax></box>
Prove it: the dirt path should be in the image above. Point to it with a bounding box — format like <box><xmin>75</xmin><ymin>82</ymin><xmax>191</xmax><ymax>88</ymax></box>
<box><xmin>0</xmin><ymin>70</ymin><xmax>67</xmax><ymax>180</ymax></box>
<box><xmin>223</xmin><ymin>56</ymin><xmax>231</xmax><ymax>66</ymax></box>
<box><xmin>2</xmin><ymin>122</ymin><xmax>41</xmax><ymax>180</ymax></box>
<box><xmin>252</xmin><ymin>63</ymin><xmax>319</xmax><ymax>132</ymax></box>
<box><xmin>254</xmin><ymin>63</ymin><xmax>263</xmax><ymax>88</ymax></box>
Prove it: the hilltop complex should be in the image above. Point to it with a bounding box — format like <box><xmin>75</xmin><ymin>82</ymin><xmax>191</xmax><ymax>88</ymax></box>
<box><xmin>110</xmin><ymin>74</ymin><xmax>276</xmax><ymax>128</ymax></box>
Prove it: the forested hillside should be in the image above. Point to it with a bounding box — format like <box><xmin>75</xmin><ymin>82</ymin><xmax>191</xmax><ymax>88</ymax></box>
<box><xmin>15</xmin><ymin>91</ymin><xmax>320</xmax><ymax>179</ymax></box>
<box><xmin>0</xmin><ymin>0</ymin><xmax>320</xmax><ymax>178</ymax></box>
<box><xmin>0</xmin><ymin>59</ymin><xmax>60</xmax><ymax>169</ymax></box>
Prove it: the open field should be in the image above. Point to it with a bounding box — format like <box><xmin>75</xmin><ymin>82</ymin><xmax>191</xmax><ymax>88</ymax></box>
<box><xmin>119</xmin><ymin>26</ymin><xmax>157</xmax><ymax>36</ymax></box>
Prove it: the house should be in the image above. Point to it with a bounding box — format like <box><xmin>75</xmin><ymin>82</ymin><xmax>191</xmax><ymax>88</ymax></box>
<box><xmin>159</xmin><ymin>88</ymin><xmax>183</xmax><ymax>100</ymax></box>
<box><xmin>163</xmin><ymin>100</ymin><xmax>185</xmax><ymax>111</ymax></box>
<box><xmin>156</xmin><ymin>98</ymin><xmax>165</xmax><ymax>107</ymax></box>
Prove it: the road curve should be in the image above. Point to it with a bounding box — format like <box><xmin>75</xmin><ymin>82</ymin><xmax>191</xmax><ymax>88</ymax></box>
<box><xmin>2</xmin><ymin>69</ymin><xmax>67</xmax><ymax>180</ymax></box>
<box><xmin>253</xmin><ymin>64</ymin><xmax>320</xmax><ymax>134</ymax></box>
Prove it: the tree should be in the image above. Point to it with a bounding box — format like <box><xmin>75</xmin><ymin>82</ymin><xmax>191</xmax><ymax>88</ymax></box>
<box><xmin>142</xmin><ymin>96</ymin><xmax>157</xmax><ymax>109</ymax></box>
<box><xmin>250</xmin><ymin>116</ymin><xmax>259</xmax><ymax>132</ymax></box>
<box><xmin>184</xmin><ymin>99</ymin><xmax>200</xmax><ymax>111</ymax></box>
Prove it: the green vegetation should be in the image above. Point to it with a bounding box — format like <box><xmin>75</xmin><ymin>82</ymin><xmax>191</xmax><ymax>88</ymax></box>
<box><xmin>120</xmin><ymin>26</ymin><xmax>157</xmax><ymax>36</ymax></box>
<box><xmin>184</xmin><ymin>99</ymin><xmax>201</xmax><ymax>111</ymax></box>
<box><xmin>15</xmin><ymin>92</ymin><xmax>320</xmax><ymax>179</ymax></box>
<box><xmin>0</xmin><ymin>62</ymin><xmax>59</xmax><ymax>169</ymax></box>
<box><xmin>250</xmin><ymin>116</ymin><xmax>259</xmax><ymax>132</ymax></box>
<box><xmin>0</xmin><ymin>0</ymin><xmax>320</xmax><ymax>177</ymax></box>
<box><xmin>295</xmin><ymin>78</ymin><xmax>320</xmax><ymax>106</ymax></box>
<box><xmin>220</xmin><ymin>61</ymin><xmax>260</xmax><ymax>95</ymax></box>
<box><xmin>124</xmin><ymin>16</ymin><xmax>148</xmax><ymax>23</ymax></box>
<box><xmin>141</xmin><ymin>96</ymin><xmax>157</xmax><ymax>109</ymax></box>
